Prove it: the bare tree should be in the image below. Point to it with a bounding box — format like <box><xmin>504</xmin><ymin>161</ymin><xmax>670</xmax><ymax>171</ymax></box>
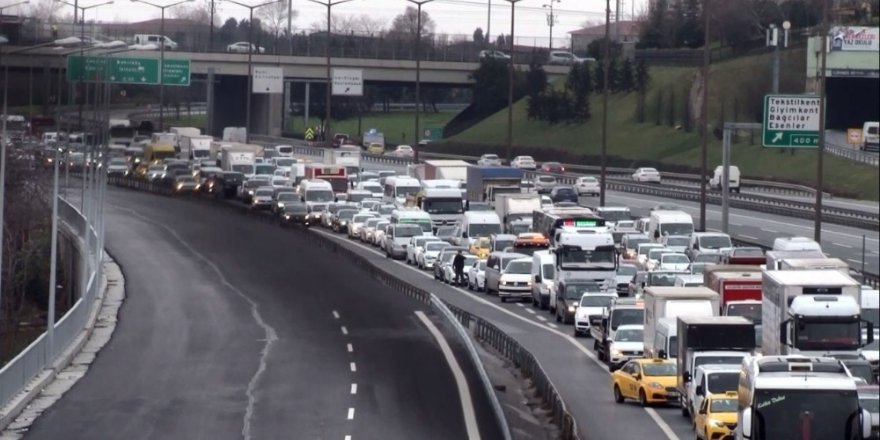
<box><xmin>310</xmin><ymin>13</ymin><xmax>386</xmax><ymax>35</ymax></box>
<box><xmin>258</xmin><ymin>0</ymin><xmax>298</xmax><ymax>45</ymax></box>
<box><xmin>172</xmin><ymin>0</ymin><xmax>216</xmax><ymax>25</ymax></box>
<box><xmin>389</xmin><ymin>6</ymin><xmax>435</xmax><ymax>39</ymax></box>
<box><xmin>28</xmin><ymin>0</ymin><xmax>63</xmax><ymax>24</ymax></box>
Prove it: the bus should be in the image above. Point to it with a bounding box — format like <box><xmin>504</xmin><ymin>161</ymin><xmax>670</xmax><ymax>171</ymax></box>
<box><xmin>533</xmin><ymin>206</ymin><xmax>606</xmax><ymax>245</ymax></box>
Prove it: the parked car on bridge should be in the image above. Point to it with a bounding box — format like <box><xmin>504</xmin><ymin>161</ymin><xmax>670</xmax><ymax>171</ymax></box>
<box><xmin>547</xmin><ymin>51</ymin><xmax>592</xmax><ymax>65</ymax></box>
<box><xmin>479</xmin><ymin>50</ymin><xmax>510</xmax><ymax>60</ymax></box>
<box><xmin>227</xmin><ymin>42</ymin><xmax>265</xmax><ymax>54</ymax></box>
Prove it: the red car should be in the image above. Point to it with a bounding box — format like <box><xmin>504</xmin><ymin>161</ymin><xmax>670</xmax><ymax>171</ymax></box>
<box><xmin>541</xmin><ymin>162</ymin><xmax>565</xmax><ymax>173</ymax></box>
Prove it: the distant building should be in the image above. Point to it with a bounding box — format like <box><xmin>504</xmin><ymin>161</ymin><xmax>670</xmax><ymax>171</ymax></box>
<box><xmin>568</xmin><ymin>21</ymin><xmax>641</xmax><ymax>54</ymax></box>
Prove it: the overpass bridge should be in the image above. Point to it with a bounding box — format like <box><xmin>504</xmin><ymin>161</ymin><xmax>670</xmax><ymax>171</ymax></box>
<box><xmin>4</xmin><ymin>48</ymin><xmax>571</xmax><ymax>136</ymax></box>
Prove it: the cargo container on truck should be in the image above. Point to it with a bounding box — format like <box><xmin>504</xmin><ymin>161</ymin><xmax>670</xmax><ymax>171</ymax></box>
<box><xmin>169</xmin><ymin>126</ymin><xmax>200</xmax><ymax>152</ymax></box>
<box><xmin>181</xmin><ymin>135</ymin><xmax>213</xmax><ymax>161</ymax></box>
<box><xmin>762</xmin><ymin>269</ymin><xmax>874</xmax><ymax>358</ymax></box>
<box><xmin>780</xmin><ymin>257</ymin><xmax>850</xmax><ymax>274</ymax></box>
<box><xmin>465</xmin><ymin>166</ymin><xmax>523</xmax><ymax>204</ymax></box>
<box><xmin>765</xmin><ymin>249</ymin><xmax>826</xmax><ymax>270</ymax></box>
<box><xmin>223</xmin><ymin>126</ymin><xmax>247</xmax><ymax>143</ymax></box>
<box><xmin>424</xmin><ymin>160</ymin><xmax>469</xmax><ymax>182</ymax></box>
<box><xmin>735</xmin><ymin>355</ymin><xmax>873</xmax><ymax>440</ymax></box>
<box><xmin>220</xmin><ymin>144</ymin><xmax>260</xmax><ymax>176</ymax></box>
<box><xmin>305</xmin><ymin>163</ymin><xmax>349</xmax><ymax>195</ymax></box>
<box><xmin>322</xmin><ymin>146</ymin><xmax>361</xmax><ymax>176</ymax></box>
<box><xmin>643</xmin><ymin>286</ymin><xmax>720</xmax><ymax>358</ymax></box>
<box><xmin>495</xmin><ymin>193</ymin><xmax>541</xmax><ymax>235</ymax></box>
<box><xmin>703</xmin><ymin>266</ymin><xmax>763</xmax><ymax>316</ymax></box>
<box><xmin>677</xmin><ymin>315</ymin><xmax>756</xmax><ymax>418</ymax></box>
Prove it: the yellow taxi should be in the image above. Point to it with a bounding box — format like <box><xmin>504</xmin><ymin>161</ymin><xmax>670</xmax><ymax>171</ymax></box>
<box><xmin>694</xmin><ymin>392</ymin><xmax>738</xmax><ymax>440</ymax></box>
<box><xmin>469</xmin><ymin>237</ymin><xmax>491</xmax><ymax>259</ymax></box>
<box><xmin>366</xmin><ymin>143</ymin><xmax>385</xmax><ymax>155</ymax></box>
<box><xmin>611</xmin><ymin>358</ymin><xmax>678</xmax><ymax>406</ymax></box>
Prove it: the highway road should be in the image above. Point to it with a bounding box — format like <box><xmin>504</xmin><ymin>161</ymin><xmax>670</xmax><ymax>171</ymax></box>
<box><xmin>24</xmin><ymin>187</ymin><xmax>500</xmax><ymax>440</ymax></box>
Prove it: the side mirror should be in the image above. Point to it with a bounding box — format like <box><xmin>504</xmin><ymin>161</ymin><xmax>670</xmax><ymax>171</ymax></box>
<box><xmin>534</xmin><ymin>275</ymin><xmax>541</xmax><ymax>283</ymax></box>
<box><xmin>740</xmin><ymin>408</ymin><xmax>753</xmax><ymax>439</ymax></box>
<box><xmin>658</xmin><ymin>349</ymin><xmax>667</xmax><ymax>359</ymax></box>
<box><xmin>779</xmin><ymin>320</ymin><xmax>791</xmax><ymax>346</ymax></box>
<box><xmin>601</xmin><ymin>318</ymin><xmax>608</xmax><ymax>329</ymax></box>
<box><xmin>693</xmin><ymin>243</ymin><xmax>699</xmax><ymax>249</ymax></box>
<box><xmin>683</xmin><ymin>371</ymin><xmax>692</xmax><ymax>383</ymax></box>
<box><xmin>699</xmin><ymin>406</ymin><xmax>707</xmax><ymax>415</ymax></box>
<box><xmin>696</xmin><ymin>385</ymin><xmax>704</xmax><ymax>396</ymax></box>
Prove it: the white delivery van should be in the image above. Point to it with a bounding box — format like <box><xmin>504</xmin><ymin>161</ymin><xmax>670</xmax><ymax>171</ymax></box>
<box><xmin>862</xmin><ymin>121</ymin><xmax>879</xmax><ymax>152</ymax></box>
<box><xmin>772</xmin><ymin>236</ymin><xmax>822</xmax><ymax>252</ymax></box>
<box><xmin>133</xmin><ymin>34</ymin><xmax>178</xmax><ymax>50</ymax></box>
<box><xmin>709</xmin><ymin>165</ymin><xmax>741</xmax><ymax>192</ymax></box>
<box><xmin>459</xmin><ymin>211</ymin><xmax>502</xmax><ymax>246</ymax></box>
<box><xmin>648</xmin><ymin>210</ymin><xmax>694</xmax><ymax>242</ymax></box>
<box><xmin>530</xmin><ymin>250</ymin><xmax>555</xmax><ymax>309</ymax></box>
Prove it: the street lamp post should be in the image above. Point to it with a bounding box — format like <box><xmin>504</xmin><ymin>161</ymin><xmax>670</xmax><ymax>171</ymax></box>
<box><xmin>503</xmin><ymin>0</ymin><xmax>521</xmax><ymax>163</ymax></box>
<box><xmin>0</xmin><ymin>36</ymin><xmax>81</xmax><ymax>314</ymax></box>
<box><xmin>698</xmin><ymin>0</ymin><xmax>710</xmax><ymax>232</ymax></box>
<box><xmin>130</xmin><ymin>0</ymin><xmax>194</xmax><ymax>133</ymax></box>
<box><xmin>600</xmin><ymin>0</ymin><xmax>610</xmax><ymax>206</ymax></box>
<box><xmin>224</xmin><ymin>0</ymin><xmax>282</xmax><ymax>143</ymax></box>
<box><xmin>406</xmin><ymin>0</ymin><xmax>434</xmax><ymax>163</ymax></box>
<box><xmin>307</xmin><ymin>0</ymin><xmax>354</xmax><ymax>146</ymax></box>
<box><xmin>542</xmin><ymin>0</ymin><xmax>560</xmax><ymax>52</ymax></box>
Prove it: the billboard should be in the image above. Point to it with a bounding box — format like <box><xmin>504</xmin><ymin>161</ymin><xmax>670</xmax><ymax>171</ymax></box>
<box><xmin>830</xmin><ymin>26</ymin><xmax>879</xmax><ymax>52</ymax></box>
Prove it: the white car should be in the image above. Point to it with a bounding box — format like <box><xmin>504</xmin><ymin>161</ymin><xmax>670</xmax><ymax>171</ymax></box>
<box><xmin>606</xmin><ymin>324</ymin><xmax>644</xmax><ymax>371</ymax></box>
<box><xmin>271</xmin><ymin>176</ymin><xmax>289</xmax><ymax>189</ymax></box>
<box><xmin>573</xmin><ymin>293</ymin><xmax>617</xmax><ymax>337</ymax></box>
<box><xmin>359</xmin><ymin>217</ymin><xmax>384</xmax><ymax>242</ymax></box>
<box><xmin>418</xmin><ymin>241</ymin><xmax>451</xmax><ymax>269</ymax></box>
<box><xmin>547</xmin><ymin>50</ymin><xmax>591</xmax><ymax>65</ymax></box>
<box><xmin>479</xmin><ymin>49</ymin><xmax>511</xmax><ymax>60</ymax></box>
<box><xmin>535</xmin><ymin>175</ymin><xmax>557</xmax><ymax>193</ymax></box>
<box><xmin>443</xmin><ymin>254</ymin><xmax>478</xmax><ymax>285</ymax></box>
<box><xmin>477</xmin><ymin>154</ymin><xmax>502</xmax><ymax>166</ymax></box>
<box><xmin>373</xmin><ymin>222</ymin><xmax>390</xmax><ymax>248</ymax></box>
<box><xmin>467</xmin><ymin>259</ymin><xmax>488</xmax><ymax>291</ymax></box>
<box><xmin>632</xmin><ymin>167</ymin><xmax>661</xmax><ymax>183</ymax></box>
<box><xmin>146</xmin><ymin>164</ymin><xmax>166</xmax><ymax>181</ymax></box>
<box><xmin>658</xmin><ymin>253</ymin><xmax>691</xmax><ymax>272</ymax></box>
<box><xmin>406</xmin><ymin>236</ymin><xmax>441</xmax><ymax>265</ymax></box>
<box><xmin>575</xmin><ymin>176</ymin><xmax>600</xmax><ymax>196</ymax></box>
<box><xmin>495</xmin><ymin>257</ymin><xmax>533</xmax><ymax>303</ymax></box>
<box><xmin>227</xmin><ymin>41</ymin><xmax>265</xmax><ymax>53</ymax></box>
<box><xmin>355</xmin><ymin>181</ymin><xmax>384</xmax><ymax>198</ymax></box>
<box><xmin>511</xmin><ymin>155</ymin><xmax>537</xmax><ymax>170</ymax></box>
<box><xmin>348</xmin><ymin>212</ymin><xmax>377</xmax><ymax>238</ymax></box>
<box><xmin>540</xmin><ymin>195</ymin><xmax>554</xmax><ymax>209</ymax></box>
<box><xmin>391</xmin><ymin>145</ymin><xmax>414</xmax><ymax>157</ymax></box>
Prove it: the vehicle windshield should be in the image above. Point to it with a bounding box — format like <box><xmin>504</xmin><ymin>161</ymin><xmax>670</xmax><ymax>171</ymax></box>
<box><xmin>648</xmin><ymin>249</ymin><xmax>666</xmax><ymax>260</ymax></box>
<box><xmin>424</xmin><ymin>198</ymin><xmax>464</xmax><ymax>214</ymax></box>
<box><xmin>275</xmin><ymin>158</ymin><xmax>295</xmax><ymax>167</ymax></box>
<box><xmin>626</xmin><ymin>237</ymin><xmax>651</xmax><ymax>250</ymax></box>
<box><xmin>581</xmin><ymin>295</ymin><xmax>613</xmax><ymax>308</ymax></box>
<box><xmin>149</xmin><ymin>165</ymin><xmax>165</xmax><ymax>171</ymax></box>
<box><xmin>400</xmin><ymin>218</ymin><xmax>433</xmax><ymax>233</ymax></box>
<box><xmin>309</xmin><ymin>205</ymin><xmax>326</xmax><ymax>213</ymax></box>
<box><xmin>694</xmin><ymin>356</ymin><xmax>745</xmax><ymax>370</ymax></box>
<box><xmin>508</xmin><ymin>223</ymin><xmax>531</xmax><ymax>235</ymax></box>
<box><xmin>558</xmin><ymin>247</ymin><xmax>616</xmax><ymax>267</ymax></box>
<box><xmin>614</xmin><ymin>328</ymin><xmax>643</xmax><ymax>342</ymax></box>
<box><xmin>395</xmin><ymin>225</ymin><xmax>423</xmax><ymax>237</ymax></box>
<box><xmin>643</xmin><ymin>362</ymin><xmax>676</xmax><ymax>376</ymax></box>
<box><xmin>753</xmin><ymin>389</ymin><xmax>860</xmax><ymax>440</ymax></box>
<box><xmin>860</xmin><ymin>394</ymin><xmax>880</xmax><ymax>412</ymax></box>
<box><xmin>176</xmin><ymin>176</ymin><xmax>194</xmax><ymax>183</ymax></box>
<box><xmin>255</xmin><ymin>164</ymin><xmax>276</xmax><ymax>175</ymax></box>
<box><xmin>439</xmin><ymin>252</ymin><xmax>456</xmax><ymax>263</ymax></box>
<box><xmin>284</xmin><ymin>204</ymin><xmax>307</xmax><ymax>214</ymax></box>
<box><xmin>378</xmin><ymin>206</ymin><xmax>395</xmax><ymax>215</ymax></box>
<box><xmin>795</xmin><ymin>319</ymin><xmax>862</xmax><ymax>350</ymax></box>
<box><xmin>600</xmin><ymin>210</ymin><xmax>630</xmax><ymax>222</ymax></box>
<box><xmin>668</xmin><ymin>336</ymin><xmax>678</xmax><ymax>358</ymax></box>
<box><xmin>426</xmin><ymin>242</ymin><xmax>450</xmax><ymax>252</ymax></box>
<box><xmin>565</xmin><ymin>283</ymin><xmax>603</xmax><ymax>298</ymax></box>
<box><xmin>542</xmin><ymin>264</ymin><xmax>555</xmax><ymax>279</ymax></box>
<box><xmin>662</xmin><ymin>254</ymin><xmax>690</xmax><ymax>264</ymax></box>
<box><xmin>660</xmin><ymin>223</ymin><xmax>693</xmax><ymax>236</ymax></box>
<box><xmin>710</xmin><ymin>398</ymin><xmax>737</xmax><ymax>413</ymax></box>
<box><xmin>611</xmin><ymin>309</ymin><xmax>644</xmax><ymax>330</ymax></box>
<box><xmin>700</xmin><ymin>236</ymin><xmax>733</xmax><ymax>249</ymax></box>
<box><xmin>695</xmin><ymin>254</ymin><xmax>723</xmax><ymax>263</ymax></box>
<box><xmin>256</xmin><ymin>189</ymin><xmax>273</xmax><ymax>196</ymax></box>
<box><xmin>691</xmin><ymin>263</ymin><xmax>710</xmax><ymax>274</ymax></box>
<box><xmin>617</xmin><ymin>265</ymin><xmax>638</xmax><ymax>277</ymax></box>
<box><xmin>847</xmin><ymin>363</ymin><xmax>877</xmax><ymax>385</ymax></box>
<box><xmin>362</xmin><ymin>183</ymin><xmax>382</xmax><ymax>193</ymax></box>
<box><xmin>733</xmin><ymin>248</ymin><xmax>764</xmax><ymax>257</ymax></box>
<box><xmin>707</xmin><ymin>372</ymin><xmax>740</xmax><ymax>394</ymax></box>
<box><xmin>395</xmin><ymin>185</ymin><xmax>422</xmax><ymax>198</ymax></box>
<box><xmin>353</xmin><ymin>214</ymin><xmax>374</xmax><ymax>223</ymax></box>
<box><xmin>492</xmin><ymin>239</ymin><xmax>514</xmax><ymax>252</ymax></box>
<box><xmin>726</xmin><ymin>303</ymin><xmax>762</xmax><ymax>324</ymax></box>
<box><xmin>512</xmin><ymin>244</ymin><xmax>548</xmax><ymax>256</ymax></box>
<box><xmin>648</xmin><ymin>272</ymin><xmax>678</xmax><ymax>286</ymax></box>
<box><xmin>305</xmin><ymin>190</ymin><xmax>335</xmax><ymax>202</ymax></box>
<box><xmin>666</xmin><ymin>237</ymin><xmax>690</xmax><ymax>247</ymax></box>
<box><xmin>347</xmin><ymin>192</ymin><xmax>369</xmax><ymax>203</ymax></box>
<box><xmin>468</xmin><ymin>223</ymin><xmax>501</xmax><ymax>237</ymax></box>
<box><xmin>436</xmin><ymin>227</ymin><xmax>456</xmax><ymax>238</ymax></box>
<box><xmin>639</xmin><ymin>245</ymin><xmax>663</xmax><ymax>256</ymax></box>
<box><xmin>277</xmin><ymin>193</ymin><xmax>297</xmax><ymax>202</ymax></box>
<box><xmin>337</xmin><ymin>210</ymin><xmax>357</xmax><ymax>220</ymax></box>
<box><xmin>504</xmin><ymin>261</ymin><xmax>532</xmax><ymax>274</ymax></box>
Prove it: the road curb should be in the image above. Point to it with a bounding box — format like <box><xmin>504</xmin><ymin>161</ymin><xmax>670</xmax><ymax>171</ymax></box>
<box><xmin>0</xmin><ymin>253</ymin><xmax>125</xmax><ymax>437</ymax></box>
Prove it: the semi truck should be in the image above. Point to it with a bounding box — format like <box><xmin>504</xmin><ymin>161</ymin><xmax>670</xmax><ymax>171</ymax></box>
<box><xmin>220</xmin><ymin>144</ymin><xmax>260</xmax><ymax>176</ymax></box>
<box><xmin>593</xmin><ymin>298</ymin><xmax>644</xmax><ymax>362</ymax></box>
<box><xmin>703</xmin><ymin>265</ymin><xmax>763</xmax><ymax>317</ymax></box>
<box><xmin>762</xmin><ymin>269</ymin><xmax>874</xmax><ymax>357</ymax></box>
<box><xmin>735</xmin><ymin>355</ymin><xmax>874</xmax><ymax>440</ymax></box>
<box><xmin>643</xmin><ymin>287</ymin><xmax>720</xmax><ymax>358</ymax></box>
<box><xmin>424</xmin><ymin>160</ymin><xmax>469</xmax><ymax>181</ymax></box>
<box><xmin>765</xmin><ymin>249</ymin><xmax>826</xmax><ymax>270</ymax></box>
<box><xmin>465</xmin><ymin>166</ymin><xmax>523</xmax><ymax>204</ymax></box>
<box><xmin>415</xmin><ymin>187</ymin><xmax>464</xmax><ymax>229</ymax></box>
<box><xmin>495</xmin><ymin>193</ymin><xmax>541</xmax><ymax>235</ymax></box>
<box><xmin>676</xmin><ymin>315</ymin><xmax>756</xmax><ymax>418</ymax></box>
<box><xmin>181</xmin><ymin>135</ymin><xmax>213</xmax><ymax>161</ymax></box>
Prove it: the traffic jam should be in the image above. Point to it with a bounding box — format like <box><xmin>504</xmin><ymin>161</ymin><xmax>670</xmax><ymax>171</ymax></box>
<box><xmin>102</xmin><ymin>127</ymin><xmax>879</xmax><ymax>440</ymax></box>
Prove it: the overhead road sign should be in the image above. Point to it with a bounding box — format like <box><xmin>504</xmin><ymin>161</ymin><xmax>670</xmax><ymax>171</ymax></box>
<box><xmin>162</xmin><ymin>59</ymin><xmax>191</xmax><ymax>86</ymax></box>
<box><xmin>332</xmin><ymin>68</ymin><xmax>363</xmax><ymax>96</ymax></box>
<box><xmin>67</xmin><ymin>56</ymin><xmax>191</xmax><ymax>87</ymax></box>
<box><xmin>252</xmin><ymin>66</ymin><xmax>283</xmax><ymax>94</ymax></box>
<box><xmin>762</xmin><ymin>94</ymin><xmax>821</xmax><ymax>148</ymax></box>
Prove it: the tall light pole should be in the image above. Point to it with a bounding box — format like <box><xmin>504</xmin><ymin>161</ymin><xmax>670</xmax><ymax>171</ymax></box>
<box><xmin>698</xmin><ymin>0</ymin><xmax>710</xmax><ymax>232</ymax></box>
<box><xmin>0</xmin><ymin>36</ymin><xmax>81</xmax><ymax>317</ymax></box>
<box><xmin>503</xmin><ymin>0</ymin><xmax>521</xmax><ymax>163</ymax></box>
<box><xmin>407</xmin><ymin>0</ymin><xmax>433</xmax><ymax>163</ymax></box>
<box><xmin>307</xmin><ymin>0</ymin><xmax>354</xmax><ymax>146</ymax></box>
<box><xmin>815</xmin><ymin>0</ymin><xmax>828</xmax><ymax>242</ymax></box>
<box><xmin>486</xmin><ymin>0</ymin><xmax>491</xmax><ymax>46</ymax></box>
<box><xmin>599</xmin><ymin>0</ymin><xmax>610</xmax><ymax>206</ymax></box>
<box><xmin>130</xmin><ymin>0</ymin><xmax>194</xmax><ymax>132</ymax></box>
<box><xmin>542</xmin><ymin>0</ymin><xmax>560</xmax><ymax>52</ymax></box>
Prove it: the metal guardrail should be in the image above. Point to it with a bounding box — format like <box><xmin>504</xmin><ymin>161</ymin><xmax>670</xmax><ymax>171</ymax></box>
<box><xmin>108</xmin><ymin>175</ymin><xmax>580</xmax><ymax>439</ymax></box>
<box><xmin>127</xmin><ymin>105</ymin><xmax>208</xmax><ymax>121</ymax></box>
<box><xmin>825</xmin><ymin>142</ymin><xmax>880</xmax><ymax>167</ymax></box>
<box><xmin>0</xmin><ymin>199</ymin><xmax>102</xmax><ymax>412</ymax></box>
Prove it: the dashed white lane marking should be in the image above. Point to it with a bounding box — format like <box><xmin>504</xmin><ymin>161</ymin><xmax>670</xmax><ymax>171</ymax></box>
<box><xmin>834</xmin><ymin>243</ymin><xmax>854</xmax><ymax>249</ymax></box>
<box><xmin>332</xmin><ymin>310</ymin><xmax>341</xmax><ymax>319</ymax></box>
<box><xmin>415</xmin><ymin>311</ymin><xmax>482</xmax><ymax>440</ymax></box>
<box><xmin>345</xmin><ymin>436</ymin><xmax>352</xmax><ymax>440</ymax></box>
<box><xmin>548</xmin><ymin>323</ymin><xmax>558</xmax><ymax>329</ymax></box>
<box><xmin>515</xmin><ymin>303</ymin><xmax>524</xmax><ymax>307</ymax></box>
<box><xmin>525</xmin><ymin>308</ymin><xmax>536</xmax><ymax>315</ymax></box>
<box><xmin>350</xmin><ymin>362</ymin><xmax>357</xmax><ymax>373</ymax></box>
<box><xmin>740</xmin><ymin>234</ymin><xmax>758</xmax><ymax>240</ymax></box>
<box><xmin>341</xmin><ymin>326</ymin><xmax>349</xmax><ymax>335</ymax></box>
<box><xmin>848</xmin><ymin>258</ymin><xmax>863</xmax><ymax>265</ymax></box>
<box><xmin>537</xmin><ymin>315</ymin><xmax>547</xmax><ymax>322</ymax></box>
<box><xmin>347</xmin><ymin>343</ymin><xmax>354</xmax><ymax>353</ymax></box>
<box><xmin>347</xmin><ymin>407</ymin><xmax>355</xmax><ymax>420</ymax></box>
<box><xmin>351</xmin><ymin>383</ymin><xmax>358</xmax><ymax>395</ymax></box>
<box><xmin>760</xmin><ymin>228</ymin><xmax>778</xmax><ymax>234</ymax></box>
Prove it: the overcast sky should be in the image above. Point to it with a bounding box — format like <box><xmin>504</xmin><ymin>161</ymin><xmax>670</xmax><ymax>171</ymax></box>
<box><xmin>66</xmin><ymin>0</ymin><xmax>649</xmax><ymax>47</ymax></box>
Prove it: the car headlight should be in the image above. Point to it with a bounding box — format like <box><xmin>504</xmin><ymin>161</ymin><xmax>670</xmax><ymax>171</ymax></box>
<box><xmin>176</xmin><ymin>183</ymin><xmax>183</xmax><ymax>189</ymax></box>
<box><xmin>567</xmin><ymin>305</ymin><xmax>576</xmax><ymax>312</ymax></box>
<box><xmin>340</xmin><ymin>221</ymin><xmax>348</xmax><ymax>226</ymax></box>
<box><xmin>649</xmin><ymin>382</ymin><xmax>664</xmax><ymax>390</ymax></box>
<box><xmin>710</xmin><ymin>419</ymin><xmax>726</xmax><ymax>428</ymax></box>
<box><xmin>611</xmin><ymin>349</ymin><xmax>622</xmax><ymax>357</ymax></box>
<box><xmin>278</xmin><ymin>202</ymin><xmax>285</xmax><ymax>208</ymax></box>
<box><xmin>284</xmin><ymin>214</ymin><xmax>291</xmax><ymax>220</ymax></box>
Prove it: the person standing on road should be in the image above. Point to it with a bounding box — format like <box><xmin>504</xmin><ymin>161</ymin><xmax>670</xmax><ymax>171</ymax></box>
<box><xmin>452</xmin><ymin>250</ymin><xmax>466</xmax><ymax>285</ymax></box>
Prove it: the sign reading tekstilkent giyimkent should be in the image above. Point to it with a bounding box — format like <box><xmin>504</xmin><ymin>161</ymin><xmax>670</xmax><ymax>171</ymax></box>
<box><xmin>762</xmin><ymin>94</ymin><xmax>821</xmax><ymax>148</ymax></box>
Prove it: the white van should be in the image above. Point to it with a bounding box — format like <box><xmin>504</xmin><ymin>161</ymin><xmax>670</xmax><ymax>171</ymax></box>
<box><xmin>651</xmin><ymin>318</ymin><xmax>677</xmax><ymax>359</ymax></box>
<box><xmin>133</xmin><ymin>34</ymin><xmax>178</xmax><ymax>50</ymax></box>
<box><xmin>275</xmin><ymin>144</ymin><xmax>294</xmax><ymax>157</ymax></box>
<box><xmin>709</xmin><ymin>165</ymin><xmax>741</xmax><ymax>192</ymax></box>
<box><xmin>530</xmin><ymin>250</ymin><xmax>555</xmax><ymax>309</ymax></box>
<box><xmin>648</xmin><ymin>210</ymin><xmax>694</xmax><ymax>242</ymax></box>
<box><xmin>383</xmin><ymin>176</ymin><xmax>422</xmax><ymax>205</ymax></box>
<box><xmin>862</xmin><ymin>121</ymin><xmax>879</xmax><ymax>152</ymax></box>
<box><xmin>459</xmin><ymin>211</ymin><xmax>502</xmax><ymax>245</ymax></box>
<box><xmin>772</xmin><ymin>236</ymin><xmax>822</xmax><ymax>252</ymax></box>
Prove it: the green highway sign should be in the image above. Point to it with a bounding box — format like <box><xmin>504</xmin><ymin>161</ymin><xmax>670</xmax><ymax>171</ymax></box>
<box><xmin>762</xmin><ymin>94</ymin><xmax>821</xmax><ymax>148</ymax></box>
<box><xmin>67</xmin><ymin>56</ymin><xmax>190</xmax><ymax>86</ymax></box>
<box><xmin>163</xmin><ymin>59</ymin><xmax>191</xmax><ymax>86</ymax></box>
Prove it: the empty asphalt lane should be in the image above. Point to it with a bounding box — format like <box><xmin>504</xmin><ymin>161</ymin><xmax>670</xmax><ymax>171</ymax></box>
<box><xmin>24</xmin><ymin>186</ymin><xmax>497</xmax><ymax>440</ymax></box>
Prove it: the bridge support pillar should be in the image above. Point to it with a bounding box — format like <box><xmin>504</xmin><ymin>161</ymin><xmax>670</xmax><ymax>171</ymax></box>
<box><xmin>251</xmin><ymin>92</ymin><xmax>283</xmax><ymax>137</ymax></box>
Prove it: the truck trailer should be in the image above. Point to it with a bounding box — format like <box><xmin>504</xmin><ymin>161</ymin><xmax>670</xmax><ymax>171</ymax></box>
<box><xmin>495</xmin><ymin>193</ymin><xmax>541</xmax><ymax>235</ymax></box>
<box><xmin>465</xmin><ymin>166</ymin><xmax>523</xmax><ymax>204</ymax></box>
<box><xmin>643</xmin><ymin>286</ymin><xmax>720</xmax><ymax>358</ymax></box>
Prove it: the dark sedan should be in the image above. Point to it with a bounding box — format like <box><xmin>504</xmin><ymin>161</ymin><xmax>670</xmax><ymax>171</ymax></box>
<box><xmin>541</xmin><ymin>162</ymin><xmax>565</xmax><ymax>173</ymax></box>
<box><xmin>550</xmin><ymin>186</ymin><xmax>579</xmax><ymax>204</ymax></box>
<box><xmin>280</xmin><ymin>203</ymin><xmax>310</xmax><ymax>227</ymax></box>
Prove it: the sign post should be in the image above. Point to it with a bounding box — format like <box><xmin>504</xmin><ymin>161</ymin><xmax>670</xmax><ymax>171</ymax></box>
<box><xmin>762</xmin><ymin>94</ymin><xmax>821</xmax><ymax>148</ymax></box>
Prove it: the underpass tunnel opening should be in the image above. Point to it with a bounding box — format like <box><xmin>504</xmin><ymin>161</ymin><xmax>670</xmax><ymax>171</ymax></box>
<box><xmin>825</xmin><ymin>77</ymin><xmax>880</xmax><ymax>130</ymax></box>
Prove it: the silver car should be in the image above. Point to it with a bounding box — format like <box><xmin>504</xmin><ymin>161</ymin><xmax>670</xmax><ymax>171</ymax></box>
<box><xmin>419</xmin><ymin>241</ymin><xmax>451</xmax><ymax>269</ymax></box>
